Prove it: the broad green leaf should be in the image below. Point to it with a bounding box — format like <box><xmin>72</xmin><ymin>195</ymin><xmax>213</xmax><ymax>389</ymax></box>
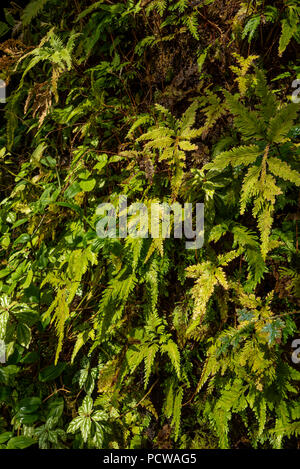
<box><xmin>39</xmin><ymin>362</ymin><xmax>66</xmax><ymax>382</ymax></box>
<box><xmin>80</xmin><ymin>396</ymin><xmax>93</xmax><ymax>415</ymax></box>
<box><xmin>0</xmin><ymin>432</ymin><xmax>13</xmax><ymax>444</ymax></box>
<box><xmin>81</xmin><ymin>417</ymin><xmax>92</xmax><ymax>442</ymax></box>
<box><xmin>17</xmin><ymin>396</ymin><xmax>41</xmax><ymax>414</ymax></box>
<box><xmin>79</xmin><ymin>179</ymin><xmax>96</xmax><ymax>192</ymax></box>
<box><xmin>64</xmin><ymin>182</ymin><xmax>82</xmax><ymax>199</ymax></box>
<box><xmin>17</xmin><ymin>323</ymin><xmax>31</xmax><ymax>347</ymax></box>
<box><xmin>7</xmin><ymin>436</ymin><xmax>35</xmax><ymax>449</ymax></box>
<box><xmin>67</xmin><ymin>416</ymin><xmax>84</xmax><ymax>433</ymax></box>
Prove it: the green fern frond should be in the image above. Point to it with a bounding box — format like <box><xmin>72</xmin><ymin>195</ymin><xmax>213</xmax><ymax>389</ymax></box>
<box><xmin>22</xmin><ymin>0</ymin><xmax>49</xmax><ymax>25</ymax></box>
<box><xmin>144</xmin><ymin>344</ymin><xmax>159</xmax><ymax>388</ymax></box>
<box><xmin>267</xmin><ymin>103</ymin><xmax>299</xmax><ymax>143</ymax></box>
<box><xmin>242</xmin><ymin>16</ymin><xmax>260</xmax><ymax>42</ymax></box>
<box><xmin>161</xmin><ymin>340</ymin><xmax>181</xmax><ymax>379</ymax></box>
<box><xmin>184</xmin><ymin>12</ymin><xmax>199</xmax><ymax>40</ymax></box>
<box><xmin>225</xmin><ymin>91</ymin><xmax>266</xmax><ymax>139</ymax></box>
<box><xmin>279</xmin><ymin>15</ymin><xmax>299</xmax><ymax>56</ymax></box>
<box><xmin>254</xmin><ymin>68</ymin><xmax>277</xmax><ymax>120</ymax></box>
<box><xmin>171</xmin><ymin>386</ymin><xmax>183</xmax><ymax>441</ymax></box>
<box><xmin>206</xmin><ymin>145</ymin><xmax>262</xmax><ymax>171</ymax></box>
<box><xmin>267</xmin><ymin>157</ymin><xmax>300</xmax><ymax>185</ymax></box>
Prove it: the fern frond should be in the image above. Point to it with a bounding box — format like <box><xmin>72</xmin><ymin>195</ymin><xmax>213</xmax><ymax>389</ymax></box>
<box><xmin>207</xmin><ymin>145</ymin><xmax>261</xmax><ymax>171</ymax></box>
<box><xmin>22</xmin><ymin>0</ymin><xmax>49</xmax><ymax>25</ymax></box>
<box><xmin>267</xmin><ymin>103</ymin><xmax>299</xmax><ymax>143</ymax></box>
<box><xmin>240</xmin><ymin>165</ymin><xmax>261</xmax><ymax>214</ymax></box>
<box><xmin>242</xmin><ymin>16</ymin><xmax>260</xmax><ymax>42</ymax></box>
<box><xmin>254</xmin><ymin>68</ymin><xmax>277</xmax><ymax>120</ymax></box>
<box><xmin>267</xmin><ymin>157</ymin><xmax>300</xmax><ymax>186</ymax></box>
<box><xmin>171</xmin><ymin>387</ymin><xmax>183</xmax><ymax>441</ymax></box>
<box><xmin>161</xmin><ymin>340</ymin><xmax>181</xmax><ymax>379</ymax></box>
<box><xmin>224</xmin><ymin>91</ymin><xmax>266</xmax><ymax>140</ymax></box>
<box><xmin>279</xmin><ymin>17</ymin><xmax>298</xmax><ymax>56</ymax></box>
<box><xmin>257</xmin><ymin>206</ymin><xmax>273</xmax><ymax>259</ymax></box>
<box><xmin>144</xmin><ymin>344</ymin><xmax>159</xmax><ymax>388</ymax></box>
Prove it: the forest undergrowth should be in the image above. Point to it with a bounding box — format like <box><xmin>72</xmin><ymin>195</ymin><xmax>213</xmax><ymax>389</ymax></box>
<box><xmin>0</xmin><ymin>0</ymin><xmax>299</xmax><ymax>449</ymax></box>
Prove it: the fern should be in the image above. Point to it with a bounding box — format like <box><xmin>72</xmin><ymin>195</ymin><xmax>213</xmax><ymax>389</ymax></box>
<box><xmin>144</xmin><ymin>344</ymin><xmax>159</xmax><ymax>387</ymax></box>
<box><xmin>161</xmin><ymin>340</ymin><xmax>181</xmax><ymax>380</ymax></box>
<box><xmin>197</xmin><ymin>89</ymin><xmax>226</xmax><ymax>137</ymax></box>
<box><xmin>230</xmin><ymin>53</ymin><xmax>259</xmax><ymax>96</ymax></box>
<box><xmin>136</xmin><ymin>101</ymin><xmax>201</xmax><ymax>198</ymax></box>
<box><xmin>186</xmin><ymin>250</ymin><xmax>241</xmax><ymax>334</ymax></box>
<box><xmin>242</xmin><ymin>15</ymin><xmax>260</xmax><ymax>42</ymax></box>
<box><xmin>171</xmin><ymin>386</ymin><xmax>183</xmax><ymax>441</ymax></box>
<box><xmin>96</xmin><ymin>268</ymin><xmax>137</xmax><ymax>341</ymax></box>
<box><xmin>205</xmin><ymin>68</ymin><xmax>300</xmax><ymax>259</ymax></box>
<box><xmin>183</xmin><ymin>12</ymin><xmax>199</xmax><ymax>40</ymax></box>
<box><xmin>126</xmin><ymin>312</ymin><xmax>181</xmax><ymax>388</ymax></box>
<box><xmin>21</xmin><ymin>0</ymin><xmax>49</xmax><ymax>26</ymax></box>
<box><xmin>279</xmin><ymin>3</ymin><xmax>300</xmax><ymax>56</ymax></box>
<box><xmin>223</xmin><ymin>90</ymin><xmax>266</xmax><ymax>140</ymax></box>
<box><xmin>241</xmin><ymin>2</ymin><xmax>299</xmax><ymax>56</ymax></box>
<box><xmin>17</xmin><ymin>30</ymin><xmax>78</xmax><ymax>103</ymax></box>
<box><xmin>42</xmin><ymin>247</ymin><xmax>97</xmax><ymax>363</ymax></box>
<box><xmin>196</xmin><ymin>295</ymin><xmax>300</xmax><ymax>447</ymax></box>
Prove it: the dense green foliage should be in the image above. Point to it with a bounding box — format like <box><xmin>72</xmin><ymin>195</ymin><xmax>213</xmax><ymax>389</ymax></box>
<box><xmin>0</xmin><ymin>0</ymin><xmax>299</xmax><ymax>449</ymax></box>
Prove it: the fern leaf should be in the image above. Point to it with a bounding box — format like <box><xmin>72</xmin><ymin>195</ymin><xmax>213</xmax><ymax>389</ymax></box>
<box><xmin>268</xmin><ymin>157</ymin><xmax>300</xmax><ymax>186</ymax></box>
<box><xmin>164</xmin><ymin>379</ymin><xmax>174</xmax><ymax>419</ymax></box>
<box><xmin>171</xmin><ymin>387</ymin><xmax>183</xmax><ymax>441</ymax></box>
<box><xmin>144</xmin><ymin>344</ymin><xmax>159</xmax><ymax>388</ymax></box>
<box><xmin>22</xmin><ymin>0</ymin><xmax>49</xmax><ymax>25</ymax></box>
<box><xmin>240</xmin><ymin>165</ymin><xmax>261</xmax><ymax>214</ymax></box>
<box><xmin>209</xmin><ymin>145</ymin><xmax>261</xmax><ymax>171</ymax></box>
<box><xmin>257</xmin><ymin>206</ymin><xmax>273</xmax><ymax>259</ymax></box>
<box><xmin>224</xmin><ymin>90</ymin><xmax>266</xmax><ymax>139</ymax></box>
<box><xmin>161</xmin><ymin>340</ymin><xmax>181</xmax><ymax>379</ymax></box>
<box><xmin>267</xmin><ymin>103</ymin><xmax>299</xmax><ymax>143</ymax></box>
<box><xmin>255</xmin><ymin>68</ymin><xmax>277</xmax><ymax>120</ymax></box>
<box><xmin>242</xmin><ymin>16</ymin><xmax>260</xmax><ymax>42</ymax></box>
<box><xmin>279</xmin><ymin>19</ymin><xmax>297</xmax><ymax>56</ymax></box>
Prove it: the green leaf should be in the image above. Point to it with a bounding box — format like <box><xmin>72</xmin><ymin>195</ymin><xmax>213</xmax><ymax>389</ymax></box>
<box><xmin>67</xmin><ymin>416</ymin><xmax>84</xmax><ymax>434</ymax></box>
<box><xmin>79</xmin><ymin>179</ymin><xmax>96</xmax><ymax>192</ymax></box>
<box><xmin>0</xmin><ymin>365</ymin><xmax>20</xmax><ymax>384</ymax></box>
<box><xmin>22</xmin><ymin>269</ymin><xmax>33</xmax><ymax>289</ymax></box>
<box><xmin>161</xmin><ymin>340</ymin><xmax>181</xmax><ymax>379</ymax></box>
<box><xmin>7</xmin><ymin>436</ymin><xmax>35</xmax><ymax>449</ymax></box>
<box><xmin>64</xmin><ymin>182</ymin><xmax>82</xmax><ymax>199</ymax></box>
<box><xmin>17</xmin><ymin>396</ymin><xmax>41</xmax><ymax>414</ymax></box>
<box><xmin>11</xmin><ymin>218</ymin><xmax>29</xmax><ymax>229</ymax></box>
<box><xmin>80</xmin><ymin>396</ymin><xmax>93</xmax><ymax>415</ymax></box>
<box><xmin>14</xmin><ymin>309</ymin><xmax>39</xmax><ymax>326</ymax></box>
<box><xmin>268</xmin><ymin>157</ymin><xmax>300</xmax><ymax>186</ymax></box>
<box><xmin>267</xmin><ymin>103</ymin><xmax>299</xmax><ymax>143</ymax></box>
<box><xmin>14</xmin><ymin>233</ymin><xmax>31</xmax><ymax>245</ymax></box>
<box><xmin>22</xmin><ymin>0</ymin><xmax>49</xmax><ymax>26</ymax></box>
<box><xmin>31</xmin><ymin>142</ymin><xmax>47</xmax><ymax>167</ymax></box>
<box><xmin>16</xmin><ymin>413</ymin><xmax>40</xmax><ymax>425</ymax></box>
<box><xmin>0</xmin><ymin>21</ymin><xmax>9</xmax><ymax>38</ymax></box>
<box><xmin>81</xmin><ymin>417</ymin><xmax>92</xmax><ymax>442</ymax></box>
<box><xmin>17</xmin><ymin>323</ymin><xmax>31</xmax><ymax>348</ymax></box>
<box><xmin>92</xmin><ymin>421</ymin><xmax>104</xmax><ymax>448</ymax></box>
<box><xmin>21</xmin><ymin>351</ymin><xmax>39</xmax><ymax>364</ymax></box>
<box><xmin>39</xmin><ymin>362</ymin><xmax>66</xmax><ymax>382</ymax></box>
<box><xmin>92</xmin><ymin>410</ymin><xmax>107</xmax><ymax>422</ymax></box>
<box><xmin>1</xmin><ymin>234</ymin><xmax>10</xmax><ymax>250</ymax></box>
<box><xmin>0</xmin><ymin>432</ymin><xmax>13</xmax><ymax>444</ymax></box>
<box><xmin>41</xmin><ymin>156</ymin><xmax>57</xmax><ymax>168</ymax></box>
<box><xmin>0</xmin><ymin>310</ymin><xmax>9</xmax><ymax>339</ymax></box>
<box><xmin>279</xmin><ymin>19</ymin><xmax>296</xmax><ymax>56</ymax></box>
<box><xmin>0</xmin><ymin>269</ymin><xmax>11</xmax><ymax>280</ymax></box>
